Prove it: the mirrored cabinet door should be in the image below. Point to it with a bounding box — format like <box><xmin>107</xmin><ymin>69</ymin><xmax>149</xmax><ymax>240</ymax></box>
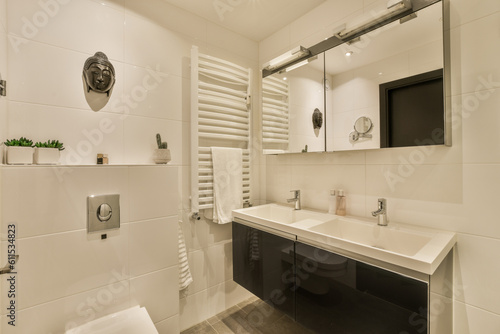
<box><xmin>262</xmin><ymin>53</ymin><xmax>326</xmax><ymax>154</ymax></box>
<box><xmin>324</xmin><ymin>1</ymin><xmax>444</xmax><ymax>151</ymax></box>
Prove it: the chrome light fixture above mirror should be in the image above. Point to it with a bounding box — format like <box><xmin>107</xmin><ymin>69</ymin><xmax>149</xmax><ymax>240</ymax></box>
<box><xmin>283</xmin><ymin>55</ymin><xmax>318</xmax><ymax>73</ymax></box>
<box><xmin>262</xmin><ymin>0</ymin><xmax>440</xmax><ymax>78</ymax></box>
<box><xmin>263</xmin><ymin>46</ymin><xmax>310</xmax><ymax>72</ymax></box>
<box><xmin>336</xmin><ymin>0</ymin><xmax>413</xmax><ymax>40</ymax></box>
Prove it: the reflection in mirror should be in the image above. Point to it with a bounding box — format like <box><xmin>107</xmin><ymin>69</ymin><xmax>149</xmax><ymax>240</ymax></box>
<box><xmin>262</xmin><ymin>54</ymin><xmax>325</xmax><ymax>154</ymax></box>
<box><xmin>380</xmin><ymin>69</ymin><xmax>444</xmax><ymax>148</ymax></box>
<box><xmin>350</xmin><ymin>116</ymin><xmax>374</xmax><ymax>142</ymax></box>
<box><xmin>325</xmin><ymin>1</ymin><xmax>444</xmax><ymax>151</ymax></box>
<box><xmin>313</xmin><ymin>108</ymin><xmax>323</xmax><ymax>130</ymax></box>
<box><xmin>354</xmin><ymin>116</ymin><xmax>373</xmax><ymax>134</ymax></box>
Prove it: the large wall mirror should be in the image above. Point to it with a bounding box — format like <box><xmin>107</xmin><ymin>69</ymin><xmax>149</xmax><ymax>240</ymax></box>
<box><xmin>261</xmin><ymin>0</ymin><xmax>449</xmax><ymax>155</ymax></box>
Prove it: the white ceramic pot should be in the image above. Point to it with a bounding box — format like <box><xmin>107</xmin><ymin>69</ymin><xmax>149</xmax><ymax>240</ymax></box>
<box><xmin>6</xmin><ymin>146</ymin><xmax>34</xmax><ymax>165</ymax></box>
<box><xmin>153</xmin><ymin>148</ymin><xmax>171</xmax><ymax>164</ymax></box>
<box><xmin>34</xmin><ymin>147</ymin><xmax>61</xmax><ymax>165</ymax></box>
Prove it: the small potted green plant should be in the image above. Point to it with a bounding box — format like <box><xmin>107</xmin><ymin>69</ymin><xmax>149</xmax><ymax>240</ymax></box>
<box><xmin>34</xmin><ymin>140</ymin><xmax>64</xmax><ymax>165</ymax></box>
<box><xmin>153</xmin><ymin>133</ymin><xmax>170</xmax><ymax>164</ymax></box>
<box><xmin>4</xmin><ymin>137</ymin><xmax>34</xmax><ymax>165</ymax></box>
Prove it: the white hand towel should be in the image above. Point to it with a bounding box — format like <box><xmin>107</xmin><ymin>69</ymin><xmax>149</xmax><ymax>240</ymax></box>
<box><xmin>178</xmin><ymin>222</ymin><xmax>193</xmax><ymax>291</ymax></box>
<box><xmin>211</xmin><ymin>147</ymin><xmax>243</xmax><ymax>224</ymax></box>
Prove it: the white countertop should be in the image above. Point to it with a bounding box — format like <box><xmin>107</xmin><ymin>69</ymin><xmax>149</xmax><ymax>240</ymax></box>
<box><xmin>233</xmin><ymin>203</ymin><xmax>456</xmax><ymax>276</ymax></box>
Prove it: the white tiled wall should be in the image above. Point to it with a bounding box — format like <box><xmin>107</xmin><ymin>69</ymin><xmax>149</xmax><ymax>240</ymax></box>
<box><xmin>1</xmin><ymin>0</ymin><xmax>260</xmax><ymax>332</ymax></box>
<box><xmin>3</xmin><ymin>0</ymin><xmax>259</xmax><ymax>166</ymax></box>
<box><xmin>260</xmin><ymin>0</ymin><xmax>500</xmax><ymax>332</ymax></box>
<box><xmin>178</xmin><ymin>216</ymin><xmax>253</xmax><ymax>330</ymax></box>
<box><xmin>0</xmin><ymin>165</ymin><xmax>179</xmax><ymax>333</ymax></box>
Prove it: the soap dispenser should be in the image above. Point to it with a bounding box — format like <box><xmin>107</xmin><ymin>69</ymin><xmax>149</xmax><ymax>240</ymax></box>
<box><xmin>336</xmin><ymin>189</ymin><xmax>346</xmax><ymax>216</ymax></box>
<box><xmin>328</xmin><ymin>189</ymin><xmax>336</xmax><ymax>214</ymax></box>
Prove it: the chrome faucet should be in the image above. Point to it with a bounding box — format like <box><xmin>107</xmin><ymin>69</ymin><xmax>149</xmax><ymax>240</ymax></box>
<box><xmin>287</xmin><ymin>190</ymin><xmax>301</xmax><ymax>210</ymax></box>
<box><xmin>371</xmin><ymin>198</ymin><xmax>388</xmax><ymax>226</ymax></box>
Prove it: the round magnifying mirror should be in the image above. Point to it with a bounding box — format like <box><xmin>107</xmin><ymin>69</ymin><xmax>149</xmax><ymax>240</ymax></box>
<box><xmin>354</xmin><ymin>116</ymin><xmax>373</xmax><ymax>134</ymax></box>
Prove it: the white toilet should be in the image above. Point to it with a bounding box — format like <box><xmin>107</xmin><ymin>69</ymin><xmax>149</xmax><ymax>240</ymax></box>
<box><xmin>66</xmin><ymin>306</ymin><xmax>158</xmax><ymax>334</ymax></box>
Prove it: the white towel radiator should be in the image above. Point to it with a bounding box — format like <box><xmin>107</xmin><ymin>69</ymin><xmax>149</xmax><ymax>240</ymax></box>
<box><xmin>190</xmin><ymin>46</ymin><xmax>252</xmax><ymax>217</ymax></box>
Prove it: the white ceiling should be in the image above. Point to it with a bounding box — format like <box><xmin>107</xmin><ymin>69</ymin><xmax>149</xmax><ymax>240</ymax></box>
<box><xmin>162</xmin><ymin>0</ymin><xmax>326</xmax><ymax>42</ymax></box>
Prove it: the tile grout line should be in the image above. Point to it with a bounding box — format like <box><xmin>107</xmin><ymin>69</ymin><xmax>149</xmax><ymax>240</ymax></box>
<box><xmin>210</xmin><ymin>302</ymin><xmax>244</xmax><ymax>334</ymax></box>
<box><xmin>218</xmin><ymin>301</ymin><xmax>248</xmax><ymax>333</ymax></box>
<box><xmin>181</xmin><ymin>296</ymin><xmax>268</xmax><ymax>334</ymax></box>
<box><xmin>208</xmin><ymin>321</ymin><xmax>223</xmax><ymax>334</ymax></box>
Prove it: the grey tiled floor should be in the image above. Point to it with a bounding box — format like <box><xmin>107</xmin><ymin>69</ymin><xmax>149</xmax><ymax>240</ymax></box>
<box><xmin>181</xmin><ymin>296</ymin><xmax>313</xmax><ymax>334</ymax></box>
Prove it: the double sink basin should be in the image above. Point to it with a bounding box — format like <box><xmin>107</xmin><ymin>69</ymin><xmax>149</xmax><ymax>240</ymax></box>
<box><xmin>232</xmin><ymin>204</ymin><xmax>456</xmax><ymax>275</ymax></box>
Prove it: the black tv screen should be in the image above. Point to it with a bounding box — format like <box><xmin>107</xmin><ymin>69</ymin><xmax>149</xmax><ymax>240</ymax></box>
<box><xmin>380</xmin><ymin>69</ymin><xmax>444</xmax><ymax>148</ymax></box>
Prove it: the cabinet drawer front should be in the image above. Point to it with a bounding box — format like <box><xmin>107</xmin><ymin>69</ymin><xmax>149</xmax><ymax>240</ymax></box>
<box><xmin>232</xmin><ymin>221</ymin><xmax>295</xmax><ymax>318</ymax></box>
<box><xmin>295</xmin><ymin>241</ymin><xmax>428</xmax><ymax>334</ymax></box>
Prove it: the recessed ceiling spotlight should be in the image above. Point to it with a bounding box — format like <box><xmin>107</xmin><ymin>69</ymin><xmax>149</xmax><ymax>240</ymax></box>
<box><xmin>283</xmin><ymin>77</ymin><xmax>287</xmax><ymax>81</ymax></box>
<box><xmin>345</xmin><ymin>51</ymin><xmax>354</xmax><ymax>57</ymax></box>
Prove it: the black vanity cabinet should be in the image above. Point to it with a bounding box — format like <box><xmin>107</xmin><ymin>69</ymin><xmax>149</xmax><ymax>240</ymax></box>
<box><xmin>294</xmin><ymin>242</ymin><xmax>428</xmax><ymax>334</ymax></box>
<box><xmin>232</xmin><ymin>221</ymin><xmax>296</xmax><ymax>318</ymax></box>
<box><xmin>232</xmin><ymin>221</ymin><xmax>429</xmax><ymax>334</ymax></box>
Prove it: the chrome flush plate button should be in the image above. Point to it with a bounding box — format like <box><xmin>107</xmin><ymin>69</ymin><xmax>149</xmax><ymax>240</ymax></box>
<box><xmin>97</xmin><ymin>203</ymin><xmax>112</xmax><ymax>222</ymax></box>
<box><xmin>87</xmin><ymin>194</ymin><xmax>120</xmax><ymax>233</ymax></box>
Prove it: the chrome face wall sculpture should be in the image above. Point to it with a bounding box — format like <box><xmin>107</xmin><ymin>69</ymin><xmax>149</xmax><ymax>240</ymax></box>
<box><xmin>312</xmin><ymin>108</ymin><xmax>323</xmax><ymax>130</ymax></box>
<box><xmin>83</xmin><ymin>52</ymin><xmax>115</xmax><ymax>97</ymax></box>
